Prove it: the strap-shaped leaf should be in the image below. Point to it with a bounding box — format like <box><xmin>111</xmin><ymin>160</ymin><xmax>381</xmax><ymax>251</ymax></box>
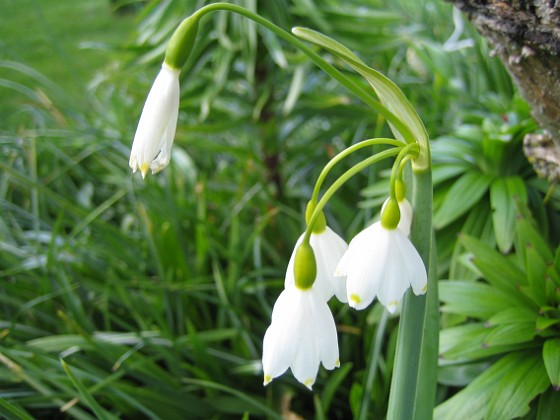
<box><xmin>436</xmin><ymin>351</ymin><xmax>548</xmax><ymax>420</ymax></box>
<box><xmin>440</xmin><ymin>280</ymin><xmax>516</xmax><ymax>319</ymax></box>
<box><xmin>524</xmin><ymin>244</ymin><xmax>548</xmax><ymax>307</ymax></box>
<box><xmin>292</xmin><ymin>27</ymin><xmax>430</xmax><ymax>170</ymax></box>
<box><xmin>440</xmin><ymin>323</ymin><xmax>530</xmax><ymax>361</ymax></box>
<box><xmin>543</xmin><ymin>338</ymin><xmax>560</xmax><ymax>389</ymax></box>
<box><xmin>490</xmin><ymin>176</ymin><xmax>527</xmax><ymax>253</ymax></box>
<box><xmin>486</xmin><ymin>351</ymin><xmax>549</xmax><ymax>419</ymax></box>
<box><xmin>483</xmin><ymin>322</ymin><xmax>536</xmax><ymax>347</ymax></box>
<box><xmin>460</xmin><ymin>234</ymin><xmax>533</xmax><ymax>309</ymax></box>
<box><xmin>434</xmin><ymin>172</ymin><xmax>492</xmax><ymax>229</ymax></box>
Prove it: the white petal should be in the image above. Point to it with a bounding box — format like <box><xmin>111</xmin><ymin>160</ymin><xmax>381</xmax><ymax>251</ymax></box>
<box><xmin>312</xmin><ymin>227</ymin><xmax>348</xmax><ymax>301</ymax></box>
<box><xmin>397</xmin><ymin>198</ymin><xmax>413</xmax><ymax>237</ymax></box>
<box><xmin>286</xmin><ymin>290</ymin><xmax>320</xmax><ymax>389</ymax></box>
<box><xmin>262</xmin><ymin>289</ymin><xmax>300</xmax><ymax>381</ymax></box>
<box><xmin>376</xmin><ymin>232</ymin><xmax>410</xmax><ymax>313</ymax></box>
<box><xmin>335</xmin><ymin>224</ymin><xmax>374</xmax><ymax>277</ymax></box>
<box><xmin>129</xmin><ymin>64</ymin><xmax>180</xmax><ymax>177</ymax></box>
<box><xmin>344</xmin><ymin>223</ymin><xmax>387</xmax><ymax>310</ymax></box>
<box><xmin>397</xmin><ymin>234</ymin><xmax>428</xmax><ymax>295</ymax></box>
<box><xmin>150</xmin><ymin>97</ymin><xmax>179</xmax><ymax>174</ymax></box>
<box><xmin>310</xmin><ymin>292</ymin><xmax>339</xmax><ymax>369</ymax></box>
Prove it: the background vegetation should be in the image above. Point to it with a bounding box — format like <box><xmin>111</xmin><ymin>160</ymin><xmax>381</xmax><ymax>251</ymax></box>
<box><xmin>1</xmin><ymin>0</ymin><xmax>559</xmax><ymax>418</ymax></box>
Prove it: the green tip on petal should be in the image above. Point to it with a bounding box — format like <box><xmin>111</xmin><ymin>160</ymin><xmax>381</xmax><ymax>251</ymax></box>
<box><xmin>305</xmin><ymin>200</ymin><xmax>326</xmax><ymax>234</ymax></box>
<box><xmin>381</xmin><ymin>198</ymin><xmax>400</xmax><ymax>230</ymax></box>
<box><xmin>263</xmin><ymin>374</ymin><xmax>272</xmax><ymax>386</ymax></box>
<box><xmin>349</xmin><ymin>294</ymin><xmax>361</xmax><ymax>305</ymax></box>
<box><xmin>303</xmin><ymin>379</ymin><xmax>314</xmax><ymax>390</ymax></box>
<box><xmin>140</xmin><ymin>163</ymin><xmax>150</xmax><ymax>179</ymax></box>
<box><xmin>387</xmin><ymin>301</ymin><xmax>399</xmax><ymax>313</ymax></box>
<box><xmin>294</xmin><ymin>242</ymin><xmax>317</xmax><ymax>290</ymax></box>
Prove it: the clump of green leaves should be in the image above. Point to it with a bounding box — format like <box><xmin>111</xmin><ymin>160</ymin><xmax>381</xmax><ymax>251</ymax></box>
<box><xmin>431</xmin><ymin>95</ymin><xmax>559</xmax><ymax>277</ymax></box>
<box><xmin>436</xmin><ymin>206</ymin><xmax>560</xmax><ymax>419</ymax></box>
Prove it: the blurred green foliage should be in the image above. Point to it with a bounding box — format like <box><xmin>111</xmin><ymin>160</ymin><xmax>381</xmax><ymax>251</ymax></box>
<box><xmin>1</xmin><ymin>0</ymin><xmax>557</xmax><ymax>418</ymax></box>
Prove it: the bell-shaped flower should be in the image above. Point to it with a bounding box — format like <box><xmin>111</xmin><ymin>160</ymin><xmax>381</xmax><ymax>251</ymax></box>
<box><xmin>262</xmin><ymin>286</ymin><xmax>339</xmax><ymax>390</ymax></box>
<box><xmin>335</xmin><ymin>198</ymin><xmax>427</xmax><ymax>313</ymax></box>
<box><xmin>284</xmin><ymin>227</ymin><xmax>348</xmax><ymax>302</ymax></box>
<box><xmin>129</xmin><ymin>63</ymin><xmax>181</xmax><ymax>178</ymax></box>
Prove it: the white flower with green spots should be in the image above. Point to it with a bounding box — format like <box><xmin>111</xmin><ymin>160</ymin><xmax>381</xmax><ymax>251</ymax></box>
<box><xmin>262</xmin><ymin>286</ymin><xmax>339</xmax><ymax>390</ymax></box>
<box><xmin>335</xmin><ymin>221</ymin><xmax>427</xmax><ymax>313</ymax></box>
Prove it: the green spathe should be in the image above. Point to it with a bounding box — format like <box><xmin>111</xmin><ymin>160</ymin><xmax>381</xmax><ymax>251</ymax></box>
<box><xmin>294</xmin><ymin>242</ymin><xmax>317</xmax><ymax>290</ymax></box>
<box><xmin>164</xmin><ymin>15</ymin><xmax>200</xmax><ymax>70</ymax></box>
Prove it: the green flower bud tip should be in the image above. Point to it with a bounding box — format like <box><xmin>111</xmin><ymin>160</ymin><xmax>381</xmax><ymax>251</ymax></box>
<box><xmin>164</xmin><ymin>15</ymin><xmax>200</xmax><ymax>70</ymax></box>
<box><xmin>381</xmin><ymin>197</ymin><xmax>400</xmax><ymax>230</ymax></box>
<box><xmin>305</xmin><ymin>200</ymin><xmax>326</xmax><ymax>234</ymax></box>
<box><xmin>395</xmin><ymin>179</ymin><xmax>406</xmax><ymax>202</ymax></box>
<box><xmin>294</xmin><ymin>242</ymin><xmax>317</xmax><ymax>290</ymax></box>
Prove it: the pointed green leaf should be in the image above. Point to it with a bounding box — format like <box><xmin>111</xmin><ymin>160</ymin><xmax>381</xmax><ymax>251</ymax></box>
<box><xmin>536</xmin><ymin>317</ymin><xmax>560</xmax><ymax>332</ymax></box>
<box><xmin>486</xmin><ymin>307</ymin><xmax>537</xmax><ymax>326</ymax></box>
<box><xmin>440</xmin><ymin>323</ymin><xmax>529</xmax><ymax>361</ymax></box>
<box><xmin>440</xmin><ymin>280</ymin><xmax>516</xmax><ymax>319</ymax></box>
<box><xmin>292</xmin><ymin>27</ymin><xmax>430</xmax><ymax>169</ymax></box>
<box><xmin>61</xmin><ymin>359</ymin><xmax>119</xmax><ymax>420</ymax></box>
<box><xmin>483</xmin><ymin>322</ymin><xmax>536</xmax><ymax>347</ymax></box>
<box><xmin>434</xmin><ymin>172</ymin><xmax>493</xmax><ymax>229</ymax></box>
<box><xmin>434</xmin><ymin>353</ymin><xmax>516</xmax><ymax>419</ymax></box>
<box><xmin>543</xmin><ymin>339</ymin><xmax>560</xmax><ymax>389</ymax></box>
<box><xmin>486</xmin><ymin>351</ymin><xmax>549</xmax><ymax>419</ymax></box>
<box><xmin>524</xmin><ymin>244</ymin><xmax>548</xmax><ymax>306</ymax></box>
<box><xmin>490</xmin><ymin>176</ymin><xmax>527</xmax><ymax>253</ymax></box>
<box><xmin>516</xmin><ymin>215</ymin><xmax>554</xmax><ymax>263</ymax></box>
<box><xmin>537</xmin><ymin>388</ymin><xmax>560</xmax><ymax>419</ymax></box>
<box><xmin>436</xmin><ymin>351</ymin><xmax>548</xmax><ymax>420</ymax></box>
<box><xmin>460</xmin><ymin>234</ymin><xmax>533</xmax><ymax>309</ymax></box>
<box><xmin>0</xmin><ymin>398</ymin><xmax>34</xmax><ymax>420</ymax></box>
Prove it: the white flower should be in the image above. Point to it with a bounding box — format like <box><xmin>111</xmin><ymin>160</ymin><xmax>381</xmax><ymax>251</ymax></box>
<box><xmin>262</xmin><ymin>287</ymin><xmax>339</xmax><ymax>389</ymax></box>
<box><xmin>335</xmin><ymin>222</ymin><xmax>427</xmax><ymax>313</ymax></box>
<box><xmin>129</xmin><ymin>63</ymin><xmax>181</xmax><ymax>178</ymax></box>
<box><xmin>381</xmin><ymin>197</ymin><xmax>413</xmax><ymax>237</ymax></box>
<box><xmin>284</xmin><ymin>227</ymin><xmax>348</xmax><ymax>302</ymax></box>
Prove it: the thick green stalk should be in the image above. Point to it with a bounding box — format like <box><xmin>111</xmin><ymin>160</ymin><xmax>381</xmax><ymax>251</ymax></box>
<box><xmin>386</xmin><ymin>167</ymin><xmax>438</xmax><ymax>420</ymax></box>
<box><xmin>173</xmin><ymin>3</ymin><xmax>415</xmax><ymax>144</ymax></box>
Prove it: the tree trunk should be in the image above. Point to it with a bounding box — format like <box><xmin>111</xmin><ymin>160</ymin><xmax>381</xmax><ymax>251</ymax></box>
<box><xmin>446</xmin><ymin>0</ymin><xmax>560</xmax><ymax>182</ymax></box>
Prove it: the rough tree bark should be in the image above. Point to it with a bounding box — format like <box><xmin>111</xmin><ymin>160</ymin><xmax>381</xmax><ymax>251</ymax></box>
<box><xmin>446</xmin><ymin>0</ymin><xmax>560</xmax><ymax>182</ymax></box>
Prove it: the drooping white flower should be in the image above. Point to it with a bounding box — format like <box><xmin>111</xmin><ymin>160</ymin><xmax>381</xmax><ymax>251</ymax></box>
<box><xmin>262</xmin><ymin>286</ymin><xmax>339</xmax><ymax>389</ymax></box>
<box><xmin>129</xmin><ymin>63</ymin><xmax>181</xmax><ymax>178</ymax></box>
<box><xmin>381</xmin><ymin>196</ymin><xmax>413</xmax><ymax>237</ymax></box>
<box><xmin>335</xmin><ymin>221</ymin><xmax>427</xmax><ymax>313</ymax></box>
<box><xmin>284</xmin><ymin>227</ymin><xmax>348</xmax><ymax>302</ymax></box>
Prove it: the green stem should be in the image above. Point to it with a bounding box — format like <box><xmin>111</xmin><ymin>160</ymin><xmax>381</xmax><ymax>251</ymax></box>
<box><xmin>358</xmin><ymin>310</ymin><xmax>389</xmax><ymax>420</ymax></box>
<box><xmin>303</xmin><ymin>147</ymin><xmax>403</xmax><ymax>243</ymax></box>
<box><xmin>180</xmin><ymin>3</ymin><xmax>415</xmax><ymax>143</ymax></box>
<box><xmin>311</xmin><ymin>138</ymin><xmax>404</xmax><ymax>203</ymax></box>
<box><xmin>386</xmin><ymin>167</ymin><xmax>438</xmax><ymax>420</ymax></box>
<box><xmin>388</xmin><ymin>143</ymin><xmax>418</xmax><ymax>201</ymax></box>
